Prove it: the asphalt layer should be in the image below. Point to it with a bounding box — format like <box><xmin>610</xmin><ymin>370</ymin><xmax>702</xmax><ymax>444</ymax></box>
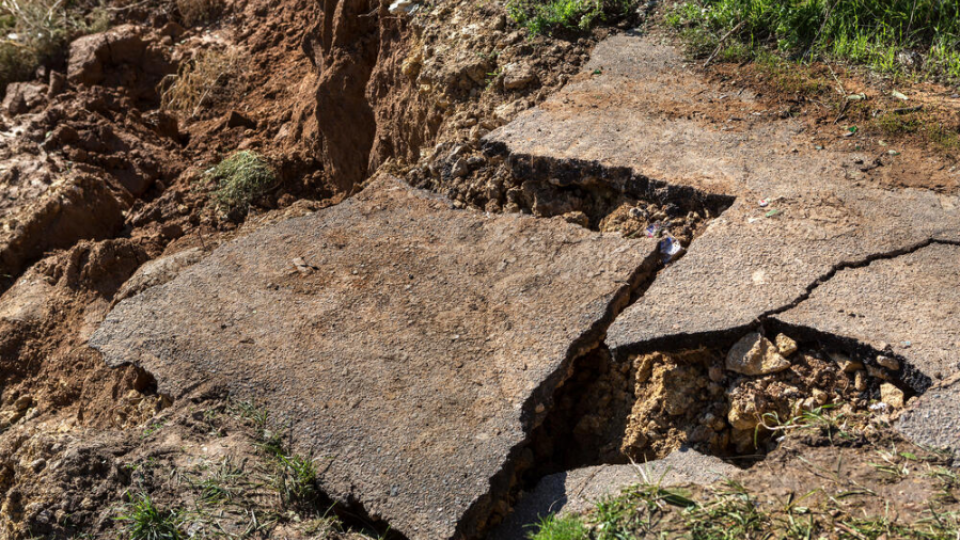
<box><xmin>90</xmin><ymin>174</ymin><xmax>658</xmax><ymax>540</ymax></box>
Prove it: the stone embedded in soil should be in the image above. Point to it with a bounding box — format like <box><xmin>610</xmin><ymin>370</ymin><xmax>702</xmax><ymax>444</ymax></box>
<box><xmin>90</xmin><ymin>175</ymin><xmax>658</xmax><ymax>540</ymax></box>
<box><xmin>490</xmin><ymin>447</ymin><xmax>738</xmax><ymax>540</ymax></box>
<box><xmin>725</xmin><ymin>333</ymin><xmax>791</xmax><ymax>376</ymax></box>
<box><xmin>775</xmin><ymin>334</ymin><xmax>798</xmax><ymax>357</ymax></box>
<box><xmin>483</xmin><ymin>33</ymin><xmax>959</xmax><ymax>356</ymax></box>
<box><xmin>880</xmin><ymin>383</ymin><xmax>905</xmax><ymax>409</ymax></box>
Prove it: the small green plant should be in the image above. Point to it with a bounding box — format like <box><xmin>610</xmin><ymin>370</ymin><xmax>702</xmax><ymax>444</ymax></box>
<box><xmin>506</xmin><ymin>0</ymin><xmax>634</xmax><ymax>36</ymax></box>
<box><xmin>205</xmin><ymin>151</ymin><xmax>276</xmax><ymax>214</ymax></box>
<box><xmin>116</xmin><ymin>494</ymin><xmax>183</xmax><ymax>540</ymax></box>
<box><xmin>529</xmin><ymin>514</ymin><xmax>589</xmax><ymax>540</ymax></box>
<box><xmin>277</xmin><ymin>454</ymin><xmax>320</xmax><ymax>506</ymax></box>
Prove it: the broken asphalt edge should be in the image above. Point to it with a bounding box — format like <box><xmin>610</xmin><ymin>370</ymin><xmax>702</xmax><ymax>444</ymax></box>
<box><xmin>455</xmin><ymin>248</ymin><xmax>660</xmax><ymax>539</ymax></box>
<box><xmin>609</xmin><ymin>237</ymin><xmax>959</xmax><ymax>386</ymax></box>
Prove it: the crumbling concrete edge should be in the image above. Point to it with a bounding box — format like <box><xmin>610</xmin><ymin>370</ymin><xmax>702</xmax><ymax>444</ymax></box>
<box><xmin>454</xmin><ymin>247</ymin><xmax>662</xmax><ymax>539</ymax></box>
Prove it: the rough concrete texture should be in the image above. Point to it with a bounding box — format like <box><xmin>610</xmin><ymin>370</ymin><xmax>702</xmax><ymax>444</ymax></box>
<box><xmin>90</xmin><ymin>175</ymin><xmax>658</xmax><ymax>540</ymax></box>
<box><xmin>491</xmin><ymin>447</ymin><xmax>739</xmax><ymax>540</ymax></box>
<box><xmin>485</xmin><ymin>34</ymin><xmax>960</xmax><ymax>353</ymax></box>
<box><xmin>898</xmin><ymin>375</ymin><xmax>960</xmax><ymax>458</ymax></box>
<box><xmin>776</xmin><ymin>243</ymin><xmax>960</xmax><ymax>382</ymax></box>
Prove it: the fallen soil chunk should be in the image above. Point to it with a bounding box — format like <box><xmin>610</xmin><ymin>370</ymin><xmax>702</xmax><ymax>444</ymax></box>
<box><xmin>492</xmin><ymin>447</ymin><xmax>738</xmax><ymax>540</ymax></box>
<box><xmin>90</xmin><ymin>174</ymin><xmax>658</xmax><ymax>539</ymax></box>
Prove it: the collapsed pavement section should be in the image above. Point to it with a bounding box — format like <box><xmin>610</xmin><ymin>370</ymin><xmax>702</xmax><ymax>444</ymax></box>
<box><xmin>89</xmin><ymin>174</ymin><xmax>659</xmax><ymax>539</ymax></box>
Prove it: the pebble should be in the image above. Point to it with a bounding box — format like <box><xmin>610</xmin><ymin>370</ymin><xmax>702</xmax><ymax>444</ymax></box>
<box><xmin>876</xmin><ymin>355</ymin><xmax>900</xmax><ymax>371</ymax></box>
<box><xmin>775</xmin><ymin>334</ymin><xmax>798</xmax><ymax>357</ymax></box>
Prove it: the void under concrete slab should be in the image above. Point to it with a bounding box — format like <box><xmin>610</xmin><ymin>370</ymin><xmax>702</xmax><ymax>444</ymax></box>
<box><xmin>89</xmin><ymin>175</ymin><xmax>658</xmax><ymax>540</ymax></box>
<box><xmin>485</xmin><ymin>33</ymin><xmax>960</xmax><ymax>355</ymax></box>
<box><xmin>490</xmin><ymin>447</ymin><xmax>739</xmax><ymax>540</ymax></box>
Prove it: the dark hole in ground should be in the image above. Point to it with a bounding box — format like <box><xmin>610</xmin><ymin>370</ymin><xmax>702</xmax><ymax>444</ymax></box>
<box><xmin>407</xmin><ymin>143</ymin><xmax>735</xmax><ymax>246</ymax></box>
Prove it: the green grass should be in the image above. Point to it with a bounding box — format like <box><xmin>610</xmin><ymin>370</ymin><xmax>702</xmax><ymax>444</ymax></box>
<box><xmin>506</xmin><ymin>0</ymin><xmax>634</xmax><ymax>35</ymax></box>
<box><xmin>532</xmin><ymin>477</ymin><xmax>960</xmax><ymax>540</ymax></box>
<box><xmin>665</xmin><ymin>0</ymin><xmax>960</xmax><ymax>80</ymax></box>
<box><xmin>205</xmin><ymin>151</ymin><xmax>276</xmax><ymax>215</ymax></box>
<box><xmin>0</xmin><ymin>0</ymin><xmax>109</xmax><ymax>91</ymax></box>
<box><xmin>529</xmin><ymin>514</ymin><xmax>590</xmax><ymax>540</ymax></box>
<box><xmin>116</xmin><ymin>493</ymin><xmax>184</xmax><ymax>540</ymax></box>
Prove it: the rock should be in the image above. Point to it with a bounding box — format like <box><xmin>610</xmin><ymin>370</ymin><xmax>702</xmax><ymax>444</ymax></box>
<box><xmin>866</xmin><ymin>365</ymin><xmax>891</xmax><ymax>381</ymax></box>
<box><xmin>725</xmin><ymin>333</ymin><xmax>790</xmax><ymax>376</ymax></box>
<box><xmin>727</xmin><ymin>400</ymin><xmax>759</xmax><ymax>430</ymax></box>
<box><xmin>854</xmin><ymin>370</ymin><xmax>867</xmax><ymax>392</ymax></box>
<box><xmin>224</xmin><ymin>110</ymin><xmax>257</xmax><ymax>130</ymax></box>
<box><xmin>68</xmin><ymin>25</ymin><xmax>159</xmax><ymax>87</ymax></box>
<box><xmin>502</xmin><ymin>62</ymin><xmax>537</xmax><ymax>91</ymax></box>
<box><xmin>47</xmin><ymin>71</ymin><xmax>67</xmax><ymax>98</ymax></box>
<box><xmin>2</xmin><ymin>82</ymin><xmax>46</xmax><ymax>116</ymax></box>
<box><xmin>90</xmin><ymin>174</ymin><xmax>658</xmax><ymax>540</ymax></box>
<box><xmin>829</xmin><ymin>352</ymin><xmax>863</xmax><ymax>374</ymax></box>
<box><xmin>775</xmin><ymin>334</ymin><xmax>798</xmax><ymax>357</ymax></box>
<box><xmin>13</xmin><ymin>395</ymin><xmax>32</xmax><ymax>412</ymax></box>
<box><xmin>561</xmin><ymin>211</ymin><xmax>589</xmax><ymax>228</ymax></box>
<box><xmin>451</xmin><ymin>157</ymin><xmax>469</xmax><ymax>178</ymax></box>
<box><xmin>880</xmin><ymin>383</ymin><xmax>905</xmax><ymax>409</ymax></box>
<box><xmin>113</xmin><ymin>247</ymin><xmax>205</xmax><ymax>304</ymax></box>
<box><xmin>876</xmin><ymin>355</ymin><xmax>900</xmax><ymax>371</ymax></box>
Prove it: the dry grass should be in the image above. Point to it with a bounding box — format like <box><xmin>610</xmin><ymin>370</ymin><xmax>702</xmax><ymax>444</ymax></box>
<box><xmin>159</xmin><ymin>47</ymin><xmax>241</xmax><ymax>116</ymax></box>
<box><xmin>175</xmin><ymin>0</ymin><xmax>221</xmax><ymax>26</ymax></box>
<box><xmin>0</xmin><ymin>0</ymin><xmax>108</xmax><ymax>89</ymax></box>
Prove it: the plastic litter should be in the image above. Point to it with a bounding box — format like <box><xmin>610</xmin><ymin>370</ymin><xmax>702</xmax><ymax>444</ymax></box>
<box><xmin>659</xmin><ymin>237</ymin><xmax>682</xmax><ymax>263</ymax></box>
<box><xmin>765</xmin><ymin>209</ymin><xmax>781</xmax><ymax>218</ymax></box>
<box><xmin>388</xmin><ymin>0</ymin><xmax>419</xmax><ymax>13</ymax></box>
<box><xmin>758</xmin><ymin>199</ymin><xmax>769</xmax><ymax>207</ymax></box>
<box><xmin>644</xmin><ymin>223</ymin><xmax>662</xmax><ymax>238</ymax></box>
<box><xmin>891</xmin><ymin>90</ymin><xmax>909</xmax><ymax>101</ymax></box>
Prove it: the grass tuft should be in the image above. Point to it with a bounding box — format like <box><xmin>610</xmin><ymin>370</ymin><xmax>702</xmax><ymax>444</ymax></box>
<box><xmin>160</xmin><ymin>47</ymin><xmax>240</xmax><ymax>115</ymax></box>
<box><xmin>529</xmin><ymin>514</ymin><xmax>590</xmax><ymax>540</ymax></box>
<box><xmin>506</xmin><ymin>0</ymin><xmax>634</xmax><ymax>36</ymax></box>
<box><xmin>0</xmin><ymin>0</ymin><xmax>109</xmax><ymax>90</ymax></box>
<box><xmin>116</xmin><ymin>493</ymin><xmax>184</xmax><ymax>540</ymax></box>
<box><xmin>205</xmin><ymin>150</ymin><xmax>275</xmax><ymax>215</ymax></box>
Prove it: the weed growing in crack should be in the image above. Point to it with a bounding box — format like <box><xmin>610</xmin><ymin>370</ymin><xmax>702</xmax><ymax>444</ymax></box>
<box><xmin>116</xmin><ymin>493</ymin><xmax>184</xmax><ymax>540</ymax></box>
<box><xmin>529</xmin><ymin>514</ymin><xmax>590</xmax><ymax>540</ymax></box>
<box><xmin>204</xmin><ymin>150</ymin><xmax>276</xmax><ymax>216</ymax></box>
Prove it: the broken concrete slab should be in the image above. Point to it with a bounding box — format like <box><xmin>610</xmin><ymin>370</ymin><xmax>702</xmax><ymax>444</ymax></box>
<box><xmin>898</xmin><ymin>375</ymin><xmax>960</xmax><ymax>458</ymax></box>
<box><xmin>775</xmin><ymin>243</ymin><xmax>960</xmax><ymax>384</ymax></box>
<box><xmin>484</xmin><ymin>33</ymin><xmax>960</xmax><ymax>357</ymax></box>
<box><xmin>491</xmin><ymin>447</ymin><xmax>738</xmax><ymax>540</ymax></box>
<box><xmin>90</xmin><ymin>174</ymin><xmax>658</xmax><ymax>540</ymax></box>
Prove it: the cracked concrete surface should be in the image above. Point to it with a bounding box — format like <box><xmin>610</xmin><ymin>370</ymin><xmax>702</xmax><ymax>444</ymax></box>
<box><xmin>486</xmin><ymin>34</ymin><xmax>960</xmax><ymax>355</ymax></box>
<box><xmin>90</xmin><ymin>174</ymin><xmax>658</xmax><ymax>540</ymax></box>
